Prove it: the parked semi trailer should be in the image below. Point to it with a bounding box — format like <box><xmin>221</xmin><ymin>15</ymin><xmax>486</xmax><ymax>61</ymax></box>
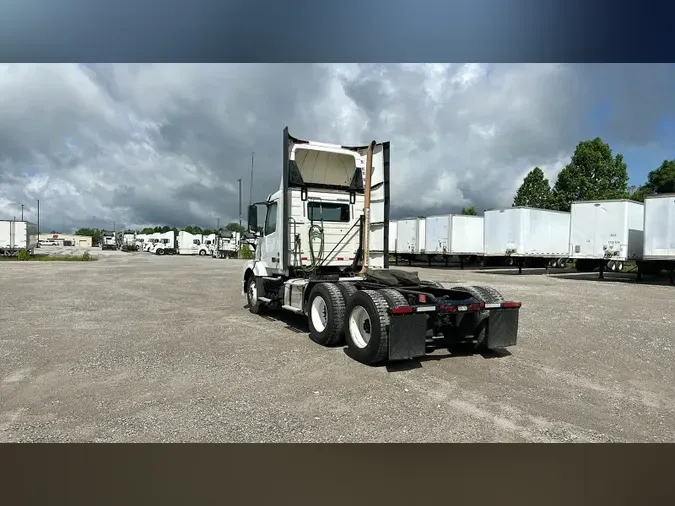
<box><xmin>241</xmin><ymin>127</ymin><xmax>522</xmax><ymax>366</ymax></box>
<box><xmin>424</xmin><ymin>214</ymin><xmax>484</xmax><ymax>268</ymax></box>
<box><xmin>484</xmin><ymin>207</ymin><xmax>570</xmax><ymax>273</ymax></box>
<box><xmin>638</xmin><ymin>194</ymin><xmax>675</xmax><ymax>283</ymax></box>
<box><xmin>394</xmin><ymin>217</ymin><xmax>426</xmax><ymax>265</ymax></box>
<box><xmin>569</xmin><ymin>200</ymin><xmax>644</xmax><ymax>278</ymax></box>
<box><xmin>0</xmin><ymin>220</ymin><xmax>38</xmax><ymax>256</ymax></box>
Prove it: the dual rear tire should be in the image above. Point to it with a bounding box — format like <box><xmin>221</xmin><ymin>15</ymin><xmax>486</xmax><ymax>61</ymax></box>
<box><xmin>306</xmin><ymin>283</ymin><xmax>398</xmax><ymax>366</ymax></box>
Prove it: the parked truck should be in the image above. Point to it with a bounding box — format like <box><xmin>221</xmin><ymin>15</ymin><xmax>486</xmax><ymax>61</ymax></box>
<box><xmin>213</xmin><ymin>231</ymin><xmax>240</xmax><ymax>259</ymax></box>
<box><xmin>152</xmin><ymin>231</ymin><xmax>179</xmax><ymax>255</ymax></box>
<box><xmin>101</xmin><ymin>231</ymin><xmax>117</xmax><ymax>251</ymax></box>
<box><xmin>569</xmin><ymin>200</ymin><xmax>644</xmax><ymax>277</ymax></box>
<box><xmin>177</xmin><ymin>231</ymin><xmax>211</xmax><ymax>255</ymax></box>
<box><xmin>638</xmin><ymin>194</ymin><xmax>675</xmax><ymax>283</ymax></box>
<box><xmin>0</xmin><ymin>220</ymin><xmax>39</xmax><ymax>256</ymax></box>
<box><xmin>483</xmin><ymin>207</ymin><xmax>570</xmax><ymax>272</ymax></box>
<box><xmin>241</xmin><ymin>127</ymin><xmax>522</xmax><ymax>366</ymax></box>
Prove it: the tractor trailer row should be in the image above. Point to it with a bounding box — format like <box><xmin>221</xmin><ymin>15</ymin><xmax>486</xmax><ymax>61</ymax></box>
<box><xmin>388</xmin><ymin>195</ymin><xmax>675</xmax><ymax>279</ymax></box>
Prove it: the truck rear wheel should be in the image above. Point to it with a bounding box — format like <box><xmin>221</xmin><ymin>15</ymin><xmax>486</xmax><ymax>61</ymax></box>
<box><xmin>470</xmin><ymin>285</ymin><xmax>504</xmax><ymax>304</ymax></box>
<box><xmin>156</xmin><ymin>248</ymin><xmax>165</xmax><ymax>255</ymax></box>
<box><xmin>344</xmin><ymin>290</ymin><xmax>391</xmax><ymax>366</ymax></box>
<box><xmin>377</xmin><ymin>288</ymin><xmax>408</xmax><ymax>307</ymax></box>
<box><xmin>307</xmin><ymin>283</ymin><xmax>347</xmax><ymax>347</ymax></box>
<box><xmin>336</xmin><ymin>281</ymin><xmax>358</xmax><ymax>302</ymax></box>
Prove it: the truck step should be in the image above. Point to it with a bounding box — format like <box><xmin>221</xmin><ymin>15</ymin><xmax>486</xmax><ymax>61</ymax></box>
<box><xmin>281</xmin><ymin>304</ymin><xmax>304</xmax><ymax>314</ymax></box>
<box><xmin>259</xmin><ymin>296</ymin><xmax>273</xmax><ymax>303</ymax></box>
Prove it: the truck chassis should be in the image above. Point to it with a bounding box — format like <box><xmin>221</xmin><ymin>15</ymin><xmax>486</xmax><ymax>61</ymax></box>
<box><xmin>243</xmin><ymin>266</ymin><xmax>521</xmax><ymax>366</ymax></box>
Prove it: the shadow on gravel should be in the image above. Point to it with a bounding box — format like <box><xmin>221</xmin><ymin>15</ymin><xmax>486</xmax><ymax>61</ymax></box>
<box><xmin>473</xmin><ymin>268</ymin><xmax>568</xmax><ymax>277</ymax></box>
<box><xmin>550</xmin><ymin>271</ymin><xmax>674</xmax><ymax>286</ymax></box>
<box><xmin>384</xmin><ymin>347</ymin><xmax>512</xmax><ymax>372</ymax></box>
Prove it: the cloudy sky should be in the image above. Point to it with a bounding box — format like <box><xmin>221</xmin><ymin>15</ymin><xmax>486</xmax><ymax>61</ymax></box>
<box><xmin>1</xmin><ymin>63</ymin><xmax>674</xmax><ymax>232</ymax></box>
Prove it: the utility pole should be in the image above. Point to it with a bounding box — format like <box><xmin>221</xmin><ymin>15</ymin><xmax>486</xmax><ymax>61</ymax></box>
<box><xmin>21</xmin><ymin>204</ymin><xmax>24</xmax><ymax>221</ymax></box>
<box><xmin>37</xmin><ymin>200</ymin><xmax>40</xmax><ymax>240</ymax></box>
<box><xmin>237</xmin><ymin>178</ymin><xmax>242</xmax><ymax>228</ymax></box>
<box><xmin>249</xmin><ymin>151</ymin><xmax>254</xmax><ymax>206</ymax></box>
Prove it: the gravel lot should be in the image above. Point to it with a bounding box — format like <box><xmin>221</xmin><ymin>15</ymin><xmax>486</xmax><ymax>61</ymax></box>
<box><xmin>1</xmin><ymin>252</ymin><xmax>674</xmax><ymax>442</ymax></box>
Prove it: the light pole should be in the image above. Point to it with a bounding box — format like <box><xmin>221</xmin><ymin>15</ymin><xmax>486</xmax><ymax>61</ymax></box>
<box><xmin>21</xmin><ymin>204</ymin><xmax>24</xmax><ymax>221</ymax></box>
<box><xmin>237</xmin><ymin>178</ymin><xmax>242</xmax><ymax>228</ymax></box>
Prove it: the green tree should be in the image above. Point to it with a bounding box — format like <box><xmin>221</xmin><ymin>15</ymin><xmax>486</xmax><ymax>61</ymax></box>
<box><xmin>551</xmin><ymin>138</ymin><xmax>629</xmax><ymax>212</ymax></box>
<box><xmin>75</xmin><ymin>227</ymin><xmax>103</xmax><ymax>245</ymax></box>
<box><xmin>225</xmin><ymin>222</ymin><xmax>247</xmax><ymax>234</ymax></box>
<box><xmin>631</xmin><ymin>159</ymin><xmax>675</xmax><ymax>201</ymax></box>
<box><xmin>460</xmin><ymin>206</ymin><xmax>478</xmax><ymax>216</ymax></box>
<box><xmin>512</xmin><ymin>167</ymin><xmax>553</xmax><ymax>209</ymax></box>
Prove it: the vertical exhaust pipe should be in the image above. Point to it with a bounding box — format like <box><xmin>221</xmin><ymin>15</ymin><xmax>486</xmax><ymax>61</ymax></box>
<box><xmin>359</xmin><ymin>140</ymin><xmax>376</xmax><ymax>276</ymax></box>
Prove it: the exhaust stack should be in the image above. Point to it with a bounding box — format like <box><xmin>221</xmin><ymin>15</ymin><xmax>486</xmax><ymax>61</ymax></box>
<box><xmin>359</xmin><ymin>140</ymin><xmax>376</xmax><ymax>276</ymax></box>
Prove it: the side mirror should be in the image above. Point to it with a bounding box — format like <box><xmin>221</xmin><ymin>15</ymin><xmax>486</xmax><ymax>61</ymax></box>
<box><xmin>247</xmin><ymin>204</ymin><xmax>258</xmax><ymax>232</ymax></box>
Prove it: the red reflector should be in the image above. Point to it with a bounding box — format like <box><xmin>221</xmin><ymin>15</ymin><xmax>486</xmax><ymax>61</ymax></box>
<box><xmin>446</xmin><ymin>306</ymin><xmax>457</xmax><ymax>312</ymax></box>
<box><xmin>468</xmin><ymin>303</ymin><xmax>481</xmax><ymax>311</ymax></box>
<box><xmin>503</xmin><ymin>301</ymin><xmax>521</xmax><ymax>309</ymax></box>
<box><xmin>418</xmin><ymin>294</ymin><xmax>427</xmax><ymax>303</ymax></box>
<box><xmin>301</xmin><ymin>257</ymin><xmax>308</xmax><ymax>261</ymax></box>
<box><xmin>391</xmin><ymin>306</ymin><xmax>414</xmax><ymax>315</ymax></box>
<box><xmin>349</xmin><ymin>257</ymin><xmax>355</xmax><ymax>260</ymax></box>
<box><xmin>439</xmin><ymin>304</ymin><xmax>446</xmax><ymax>310</ymax></box>
<box><xmin>337</xmin><ymin>257</ymin><xmax>344</xmax><ymax>261</ymax></box>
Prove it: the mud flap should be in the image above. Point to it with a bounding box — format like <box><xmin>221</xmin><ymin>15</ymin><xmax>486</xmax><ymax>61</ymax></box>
<box><xmin>486</xmin><ymin>309</ymin><xmax>519</xmax><ymax>349</ymax></box>
<box><xmin>388</xmin><ymin>314</ymin><xmax>427</xmax><ymax>361</ymax></box>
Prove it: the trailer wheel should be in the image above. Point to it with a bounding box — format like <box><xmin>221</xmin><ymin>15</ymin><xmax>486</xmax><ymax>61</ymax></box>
<box><xmin>156</xmin><ymin>248</ymin><xmax>165</xmax><ymax>256</ymax></box>
<box><xmin>246</xmin><ymin>276</ymin><xmax>266</xmax><ymax>314</ymax></box>
<box><xmin>616</xmin><ymin>261</ymin><xmax>624</xmax><ymax>272</ymax></box>
<box><xmin>344</xmin><ymin>290</ymin><xmax>391</xmax><ymax>366</ymax></box>
<box><xmin>377</xmin><ymin>288</ymin><xmax>408</xmax><ymax>307</ymax></box>
<box><xmin>307</xmin><ymin>283</ymin><xmax>347</xmax><ymax>347</ymax></box>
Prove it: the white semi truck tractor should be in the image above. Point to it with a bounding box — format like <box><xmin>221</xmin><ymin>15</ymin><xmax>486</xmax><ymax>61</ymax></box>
<box><xmin>241</xmin><ymin>128</ymin><xmax>522</xmax><ymax>366</ymax></box>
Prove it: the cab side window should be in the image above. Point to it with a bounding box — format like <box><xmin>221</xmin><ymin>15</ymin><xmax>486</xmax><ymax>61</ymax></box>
<box><xmin>265</xmin><ymin>201</ymin><xmax>278</xmax><ymax>235</ymax></box>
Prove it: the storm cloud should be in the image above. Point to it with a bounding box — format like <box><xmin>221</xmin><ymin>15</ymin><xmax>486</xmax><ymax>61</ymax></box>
<box><xmin>1</xmin><ymin>63</ymin><xmax>674</xmax><ymax>231</ymax></box>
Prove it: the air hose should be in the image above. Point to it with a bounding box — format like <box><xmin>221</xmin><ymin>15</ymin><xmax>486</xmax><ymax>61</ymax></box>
<box><xmin>306</xmin><ymin>223</ymin><xmax>324</xmax><ymax>277</ymax></box>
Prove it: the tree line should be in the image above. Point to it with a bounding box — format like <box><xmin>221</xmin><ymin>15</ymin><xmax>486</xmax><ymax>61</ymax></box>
<box><xmin>74</xmin><ymin>222</ymin><xmax>257</xmax><ymax>244</ymax></box>
<box><xmin>512</xmin><ymin>137</ymin><xmax>675</xmax><ymax>211</ymax></box>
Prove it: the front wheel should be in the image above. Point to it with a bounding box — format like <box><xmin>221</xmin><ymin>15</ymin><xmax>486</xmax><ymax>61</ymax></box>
<box><xmin>156</xmin><ymin>248</ymin><xmax>165</xmax><ymax>256</ymax></box>
<box><xmin>246</xmin><ymin>276</ymin><xmax>265</xmax><ymax>314</ymax></box>
<box><xmin>199</xmin><ymin>249</ymin><xmax>206</xmax><ymax>256</ymax></box>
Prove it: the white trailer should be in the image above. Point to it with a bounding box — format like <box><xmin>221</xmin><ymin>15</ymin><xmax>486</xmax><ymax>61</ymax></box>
<box><xmin>569</xmin><ymin>200</ymin><xmax>644</xmax><ymax>275</ymax></box>
<box><xmin>388</xmin><ymin>219</ymin><xmax>397</xmax><ymax>256</ymax></box>
<box><xmin>0</xmin><ymin>220</ymin><xmax>39</xmax><ymax>256</ymax></box>
<box><xmin>423</xmin><ymin>214</ymin><xmax>484</xmax><ymax>267</ymax></box>
<box><xmin>638</xmin><ymin>194</ymin><xmax>675</xmax><ymax>283</ymax></box>
<box><xmin>484</xmin><ymin>207</ymin><xmax>570</xmax><ymax>272</ymax></box>
<box><xmin>395</xmin><ymin>217</ymin><xmax>425</xmax><ymax>263</ymax></box>
<box><xmin>241</xmin><ymin>127</ymin><xmax>522</xmax><ymax>366</ymax></box>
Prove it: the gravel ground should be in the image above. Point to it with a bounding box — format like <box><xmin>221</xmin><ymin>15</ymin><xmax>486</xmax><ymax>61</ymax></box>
<box><xmin>1</xmin><ymin>253</ymin><xmax>674</xmax><ymax>442</ymax></box>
